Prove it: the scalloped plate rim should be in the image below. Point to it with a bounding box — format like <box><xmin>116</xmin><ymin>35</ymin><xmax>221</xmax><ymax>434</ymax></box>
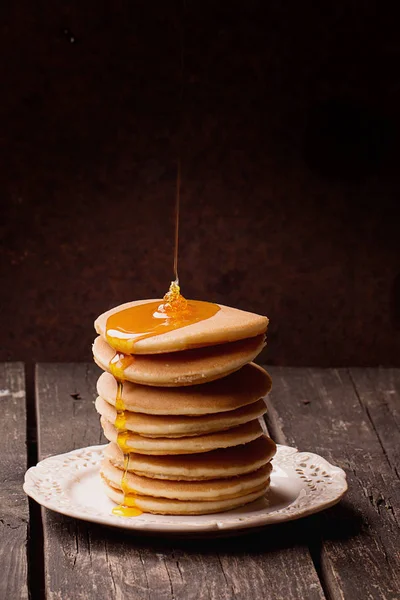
<box><xmin>23</xmin><ymin>443</ymin><xmax>347</xmax><ymax>534</ymax></box>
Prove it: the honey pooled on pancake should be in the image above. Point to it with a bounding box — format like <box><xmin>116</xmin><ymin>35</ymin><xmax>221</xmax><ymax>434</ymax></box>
<box><xmin>105</xmin><ymin>281</ymin><xmax>220</xmax><ymax>355</ymax></box>
<box><xmin>108</xmin><ymin>366</ymin><xmax>141</xmax><ymax>516</ymax></box>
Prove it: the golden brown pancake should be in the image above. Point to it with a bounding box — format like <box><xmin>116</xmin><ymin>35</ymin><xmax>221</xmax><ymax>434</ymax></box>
<box><xmin>96</xmin><ymin>396</ymin><xmax>267</xmax><ymax>437</ymax></box>
<box><xmin>104</xmin><ymin>437</ymin><xmax>276</xmax><ymax>480</ymax></box>
<box><xmin>93</xmin><ymin>334</ymin><xmax>266</xmax><ymax>386</ymax></box>
<box><xmin>96</xmin><ymin>364</ymin><xmax>271</xmax><ymax>415</ymax></box>
<box><xmin>95</xmin><ymin>299</ymin><xmax>268</xmax><ymax>354</ymax></box>
<box><xmin>101</xmin><ymin>416</ymin><xmax>264</xmax><ymax>454</ymax></box>
<box><xmin>103</xmin><ymin>480</ymin><xmax>268</xmax><ymax>515</ymax></box>
<box><xmin>101</xmin><ymin>460</ymin><xmax>272</xmax><ymax>501</ymax></box>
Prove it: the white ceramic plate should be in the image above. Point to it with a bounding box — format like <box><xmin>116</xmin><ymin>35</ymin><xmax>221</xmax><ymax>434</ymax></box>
<box><xmin>24</xmin><ymin>444</ymin><xmax>347</xmax><ymax>534</ymax></box>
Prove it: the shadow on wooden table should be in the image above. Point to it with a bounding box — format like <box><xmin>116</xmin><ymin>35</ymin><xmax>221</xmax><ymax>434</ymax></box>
<box><xmin>44</xmin><ymin>498</ymin><xmax>362</xmax><ymax>554</ymax></box>
<box><xmin>34</xmin><ymin>500</ymin><xmax>365</xmax><ymax>600</ymax></box>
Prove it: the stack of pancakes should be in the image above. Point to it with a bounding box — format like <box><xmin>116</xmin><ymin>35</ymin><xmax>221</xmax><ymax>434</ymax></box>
<box><xmin>92</xmin><ymin>299</ymin><xmax>276</xmax><ymax>515</ymax></box>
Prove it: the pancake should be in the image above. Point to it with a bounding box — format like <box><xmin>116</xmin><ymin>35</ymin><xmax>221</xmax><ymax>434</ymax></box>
<box><xmin>93</xmin><ymin>334</ymin><xmax>266</xmax><ymax>387</ymax></box>
<box><xmin>95</xmin><ymin>299</ymin><xmax>268</xmax><ymax>354</ymax></box>
<box><xmin>96</xmin><ymin>396</ymin><xmax>267</xmax><ymax>437</ymax></box>
<box><xmin>103</xmin><ymin>480</ymin><xmax>268</xmax><ymax>515</ymax></box>
<box><xmin>104</xmin><ymin>437</ymin><xmax>276</xmax><ymax>480</ymax></box>
<box><xmin>101</xmin><ymin>460</ymin><xmax>272</xmax><ymax>501</ymax></box>
<box><xmin>96</xmin><ymin>364</ymin><xmax>271</xmax><ymax>415</ymax></box>
<box><xmin>101</xmin><ymin>416</ymin><xmax>264</xmax><ymax>454</ymax></box>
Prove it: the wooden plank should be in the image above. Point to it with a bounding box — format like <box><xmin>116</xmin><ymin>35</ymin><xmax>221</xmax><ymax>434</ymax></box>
<box><xmin>36</xmin><ymin>363</ymin><xmax>326</xmax><ymax>600</ymax></box>
<box><xmin>349</xmin><ymin>368</ymin><xmax>400</xmax><ymax>478</ymax></box>
<box><xmin>0</xmin><ymin>363</ymin><xmax>29</xmax><ymax>600</ymax></box>
<box><xmin>266</xmin><ymin>367</ymin><xmax>400</xmax><ymax>600</ymax></box>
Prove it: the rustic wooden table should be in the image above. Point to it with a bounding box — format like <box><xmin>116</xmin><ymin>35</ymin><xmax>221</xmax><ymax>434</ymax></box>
<box><xmin>1</xmin><ymin>363</ymin><xmax>399</xmax><ymax>600</ymax></box>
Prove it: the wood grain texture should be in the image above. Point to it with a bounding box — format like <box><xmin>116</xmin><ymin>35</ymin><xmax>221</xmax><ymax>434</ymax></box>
<box><xmin>0</xmin><ymin>363</ymin><xmax>29</xmax><ymax>600</ymax></box>
<box><xmin>349</xmin><ymin>368</ymin><xmax>400</xmax><ymax>479</ymax></box>
<box><xmin>36</xmin><ymin>363</ymin><xmax>325</xmax><ymax>600</ymax></box>
<box><xmin>266</xmin><ymin>367</ymin><xmax>400</xmax><ymax>600</ymax></box>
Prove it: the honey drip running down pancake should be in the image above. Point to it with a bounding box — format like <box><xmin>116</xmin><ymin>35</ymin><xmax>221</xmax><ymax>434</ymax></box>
<box><xmin>110</xmin><ymin>380</ymin><xmax>141</xmax><ymax>517</ymax></box>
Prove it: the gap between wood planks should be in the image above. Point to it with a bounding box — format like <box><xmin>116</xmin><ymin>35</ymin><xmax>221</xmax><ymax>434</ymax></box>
<box><xmin>25</xmin><ymin>363</ymin><xmax>46</xmax><ymax>600</ymax></box>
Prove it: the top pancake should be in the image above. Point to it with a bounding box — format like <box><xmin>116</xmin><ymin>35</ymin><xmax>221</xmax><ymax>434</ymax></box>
<box><xmin>95</xmin><ymin>299</ymin><xmax>268</xmax><ymax>354</ymax></box>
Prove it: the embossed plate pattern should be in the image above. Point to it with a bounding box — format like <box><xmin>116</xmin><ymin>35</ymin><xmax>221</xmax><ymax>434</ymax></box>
<box><xmin>24</xmin><ymin>444</ymin><xmax>347</xmax><ymax>533</ymax></box>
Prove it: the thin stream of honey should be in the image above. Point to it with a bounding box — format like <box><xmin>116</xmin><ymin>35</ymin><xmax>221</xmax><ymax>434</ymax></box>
<box><xmin>173</xmin><ymin>158</ymin><xmax>181</xmax><ymax>285</ymax></box>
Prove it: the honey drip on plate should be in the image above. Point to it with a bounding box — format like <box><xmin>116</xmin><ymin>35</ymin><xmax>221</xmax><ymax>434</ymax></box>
<box><xmin>111</xmin><ymin>505</ymin><xmax>142</xmax><ymax>518</ymax></box>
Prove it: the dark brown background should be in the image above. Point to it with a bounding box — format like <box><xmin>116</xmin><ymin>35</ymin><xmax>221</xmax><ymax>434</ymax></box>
<box><xmin>1</xmin><ymin>1</ymin><xmax>400</xmax><ymax>367</ymax></box>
